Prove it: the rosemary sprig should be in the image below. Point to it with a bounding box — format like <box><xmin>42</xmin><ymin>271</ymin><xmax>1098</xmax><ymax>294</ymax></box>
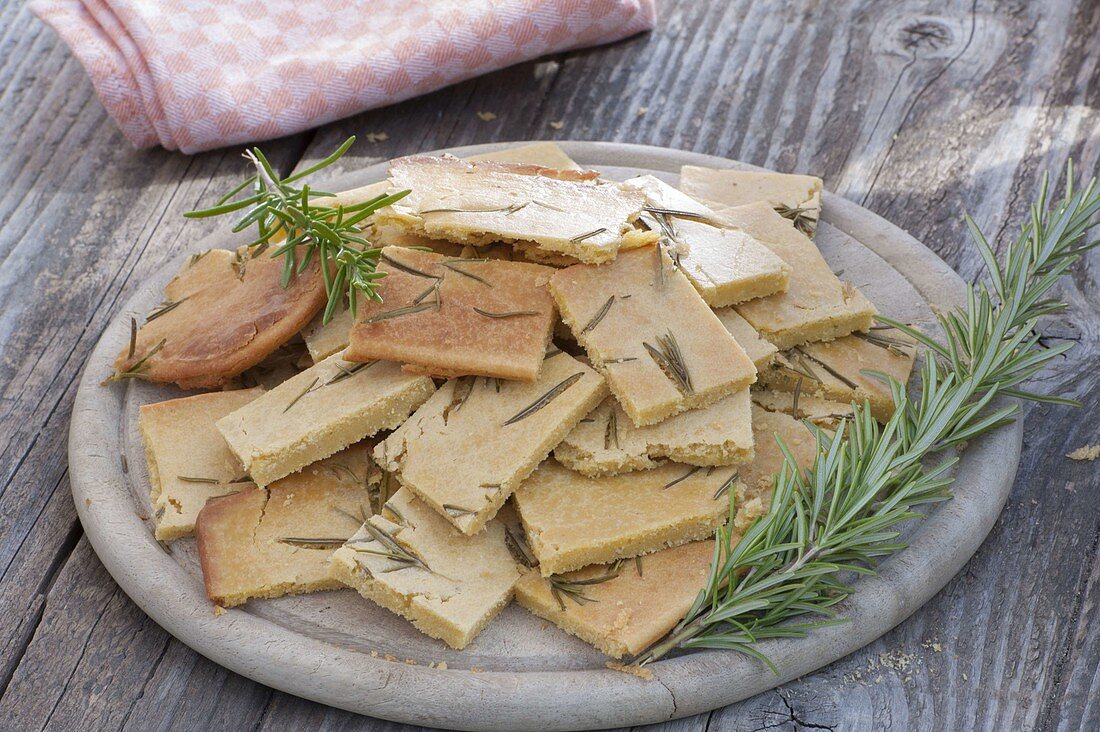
<box><xmin>549</xmin><ymin>560</ymin><xmax>624</xmax><ymax>611</ymax></box>
<box><xmin>185</xmin><ymin>137</ymin><xmax>411</xmax><ymax>324</ymax></box>
<box><xmin>634</xmin><ymin>163</ymin><xmax>1099</xmax><ymax>669</ymax></box>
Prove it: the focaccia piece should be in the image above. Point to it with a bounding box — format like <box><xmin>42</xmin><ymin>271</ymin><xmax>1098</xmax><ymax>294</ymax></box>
<box><xmin>330</xmin><ymin>488</ymin><xmax>521</xmax><ymax>650</ymax></box>
<box><xmin>344</xmin><ymin>247</ymin><xmax>557</xmax><ymax>382</ymax></box>
<box><xmin>550</xmin><ymin>245</ymin><xmax>757</xmax><ymax>426</ymax></box>
<box><xmin>217</xmin><ymin>353</ymin><xmax>435</xmax><ymax>486</ymax></box>
<box><xmin>554</xmin><ymin>388</ymin><xmax>753</xmax><ymax>477</ymax></box>
<box><xmin>624</xmin><ymin>175</ymin><xmax>791</xmax><ymax>306</ymax></box>
<box><xmin>139</xmin><ymin>387</ymin><xmax>264</xmax><ymax>540</ymax></box>
<box><xmin>514</xmin><ymin>541</ymin><xmax>714</xmax><ymax>658</ymax></box>
<box><xmin>373</xmin><ymin>155</ymin><xmax>656</xmax><ymax>264</ymax></box>
<box><xmin>468</xmin><ymin>142</ymin><xmax>582</xmax><ymax>170</ymax></box>
<box><xmin>515</xmin><ymin>403</ymin><xmax>822</xmax><ymax>659</ymax></box>
<box><xmin>715</xmin><ymin>307</ymin><xmax>778</xmax><ymax>370</ymax></box>
<box><xmin>757</xmin><ymin>328</ymin><xmax>917</xmax><ymax>421</ymax></box>
<box><xmin>513</xmin><ymin>460</ymin><xmax>739</xmax><ymax>576</ymax></box>
<box><xmin>751</xmin><ymin>388</ymin><xmax>854</xmax><ymax>430</ymax></box>
<box><xmin>195</xmin><ymin>445</ymin><xmax>376</xmax><ymax>607</ymax></box>
<box><xmin>110</xmin><ymin>246</ymin><xmax>325</xmax><ymax>389</ymax></box>
<box><xmin>679</xmin><ymin>166</ymin><xmax>823</xmax><ymax>237</ymax></box>
<box><xmin>725</xmin><ymin>203</ymin><xmax>876</xmax><ymax>349</ymax></box>
<box><xmin>375</xmin><ymin>351</ymin><xmax>607</xmax><ymax>535</ymax></box>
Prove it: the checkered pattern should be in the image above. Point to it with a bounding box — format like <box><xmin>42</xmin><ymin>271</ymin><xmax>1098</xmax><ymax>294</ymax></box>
<box><xmin>30</xmin><ymin>0</ymin><xmax>656</xmax><ymax>153</ymax></box>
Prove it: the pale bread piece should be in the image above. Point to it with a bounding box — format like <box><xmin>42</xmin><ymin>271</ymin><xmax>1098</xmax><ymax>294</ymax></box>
<box><xmin>724</xmin><ymin>203</ymin><xmax>876</xmax><ymax>349</ymax></box>
<box><xmin>195</xmin><ymin>445</ymin><xmax>376</xmax><ymax>607</ymax></box>
<box><xmin>554</xmin><ymin>388</ymin><xmax>753</xmax><ymax>477</ymax></box>
<box><xmin>217</xmin><ymin>353</ymin><xmax>435</xmax><ymax>486</ymax></box>
<box><xmin>514</xmin><ymin>541</ymin><xmax>714</xmax><ymax>658</ymax></box>
<box><xmin>513</xmin><ymin>459</ymin><xmax>739</xmax><ymax>576</ymax></box>
<box><xmin>679</xmin><ymin>166</ymin><xmax>823</xmax><ymax>236</ymax></box>
<box><xmin>111</xmin><ymin>246</ymin><xmax>326</xmax><ymax>389</ymax></box>
<box><xmin>139</xmin><ymin>387</ymin><xmax>264</xmax><ymax>540</ymax></box>
<box><xmin>516</xmin><ymin>404</ymin><xmax>821</xmax><ymax>658</ymax></box>
<box><xmin>373</xmin><ymin>155</ymin><xmax>657</xmax><ymax>264</ymax></box>
<box><xmin>329</xmin><ymin>488</ymin><xmax>521</xmax><ymax>650</ymax></box>
<box><xmin>344</xmin><ymin>247</ymin><xmax>557</xmax><ymax>382</ymax></box>
<box><xmin>550</xmin><ymin>245</ymin><xmax>757</xmax><ymax>426</ymax></box>
<box><xmin>751</xmin><ymin>388</ymin><xmax>854</xmax><ymax>430</ymax></box>
<box><xmin>375</xmin><ymin>352</ymin><xmax>607</xmax><ymax>535</ymax></box>
<box><xmin>468</xmin><ymin>142</ymin><xmax>582</xmax><ymax>170</ymax></box>
<box><xmin>715</xmin><ymin>307</ymin><xmax>779</xmax><ymax>370</ymax></box>
<box><xmin>624</xmin><ymin>175</ymin><xmax>791</xmax><ymax>306</ymax></box>
<box><xmin>757</xmin><ymin>328</ymin><xmax>917</xmax><ymax>421</ymax></box>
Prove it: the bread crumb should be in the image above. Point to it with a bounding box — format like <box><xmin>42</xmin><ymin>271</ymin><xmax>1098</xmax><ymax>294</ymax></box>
<box><xmin>470</xmin><ymin>666</ymin><xmax>483</xmax><ymax>673</ymax></box>
<box><xmin>477</xmin><ymin>112</ymin><xmax>497</xmax><ymax>122</ymax></box>
<box><xmin>85</xmin><ymin>498</ymin><xmax>92</xmax><ymax>507</ymax></box>
<box><xmin>370</xmin><ymin>650</ymin><xmax>379</xmax><ymax>658</ymax></box>
<box><xmin>213</xmin><ymin>605</ymin><xmax>226</xmax><ymax>617</ymax></box>
<box><xmin>436</xmin><ymin>661</ymin><xmax>447</xmax><ymax>670</ymax></box>
<box><xmin>549</xmin><ymin>120</ymin><xmax>564</xmax><ymax>130</ymax></box>
<box><xmin>1068</xmin><ymin>444</ymin><xmax>1100</xmax><ymax>461</ymax></box>
<box><xmin>606</xmin><ymin>661</ymin><xmax>653</xmax><ymax>680</ymax></box>
<box><xmin>365</xmin><ymin>132</ymin><xmax>389</xmax><ymax>143</ymax></box>
<box><xmin>637</xmin><ymin>107</ymin><xmax>648</xmax><ymax>116</ymax></box>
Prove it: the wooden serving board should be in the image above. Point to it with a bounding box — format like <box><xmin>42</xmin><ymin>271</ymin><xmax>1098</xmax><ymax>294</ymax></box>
<box><xmin>68</xmin><ymin>142</ymin><xmax>1021</xmax><ymax>731</ymax></box>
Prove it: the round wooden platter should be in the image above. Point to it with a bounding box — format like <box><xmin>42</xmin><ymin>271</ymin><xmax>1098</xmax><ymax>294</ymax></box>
<box><xmin>69</xmin><ymin>142</ymin><xmax>1021</xmax><ymax>731</ymax></box>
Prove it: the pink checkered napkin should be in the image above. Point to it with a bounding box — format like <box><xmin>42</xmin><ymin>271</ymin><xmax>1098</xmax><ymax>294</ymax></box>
<box><xmin>30</xmin><ymin>0</ymin><xmax>656</xmax><ymax>154</ymax></box>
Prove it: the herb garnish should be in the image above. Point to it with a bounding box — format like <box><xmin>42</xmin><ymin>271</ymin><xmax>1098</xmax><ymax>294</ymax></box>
<box><xmin>278</xmin><ymin>537</ymin><xmax>347</xmax><ymax>550</ymax></box>
<box><xmin>185</xmin><ymin>137</ymin><xmax>410</xmax><ymax>324</ymax></box>
<box><xmin>472</xmin><ymin>307</ymin><xmax>539</xmax><ymax>319</ymax></box>
<box><xmin>633</xmin><ymin>164</ymin><xmax>1100</xmax><ymax>669</ymax></box>
<box><xmin>582</xmin><ymin>295</ymin><xmax>616</xmax><ymax>333</ymax></box>
<box><xmin>549</xmin><ymin>560</ymin><xmax>624</xmax><ymax>610</ymax></box>
<box><xmin>503</xmin><ymin>372</ymin><xmax>584</xmax><ymax>426</ymax></box>
<box><xmin>643</xmin><ymin>331</ymin><xmax>693</xmax><ymax>394</ymax></box>
<box><xmin>774</xmin><ymin>204</ymin><xmax>816</xmax><ymax>236</ymax></box>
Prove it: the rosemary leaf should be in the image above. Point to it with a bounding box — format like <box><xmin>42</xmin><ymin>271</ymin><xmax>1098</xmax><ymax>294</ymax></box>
<box><xmin>278</xmin><ymin>537</ymin><xmax>347</xmax><ymax>550</ymax></box>
<box><xmin>364</xmin><ymin>301</ymin><xmax>437</xmax><ymax>323</ymax></box>
<box><xmin>472</xmin><ymin>307</ymin><xmax>539</xmax><ymax>319</ymax></box>
<box><xmin>582</xmin><ymin>295</ymin><xmax>615</xmax><ymax>333</ymax></box>
<box><xmin>503</xmin><ymin>372</ymin><xmax>584</xmax><ymax>426</ymax></box>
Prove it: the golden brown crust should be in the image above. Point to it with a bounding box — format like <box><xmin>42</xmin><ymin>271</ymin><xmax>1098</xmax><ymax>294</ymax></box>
<box><xmin>195</xmin><ymin>445</ymin><xmax>375</xmax><ymax>607</ymax></box>
<box><xmin>346</xmin><ymin>247</ymin><xmax>557</xmax><ymax>382</ymax></box>
<box><xmin>113</xmin><ymin>246</ymin><xmax>325</xmax><ymax>389</ymax></box>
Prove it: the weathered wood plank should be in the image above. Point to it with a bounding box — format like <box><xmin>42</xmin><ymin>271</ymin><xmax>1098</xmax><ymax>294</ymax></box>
<box><xmin>0</xmin><ymin>0</ymin><xmax>1097</xmax><ymax>730</ymax></box>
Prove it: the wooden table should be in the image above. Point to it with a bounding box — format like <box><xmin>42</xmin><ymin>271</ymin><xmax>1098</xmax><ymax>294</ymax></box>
<box><xmin>1</xmin><ymin>1</ymin><xmax>1097</xmax><ymax>729</ymax></box>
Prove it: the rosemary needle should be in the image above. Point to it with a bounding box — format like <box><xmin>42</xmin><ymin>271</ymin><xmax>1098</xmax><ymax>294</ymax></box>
<box><xmin>503</xmin><ymin>372</ymin><xmax>584</xmax><ymax>426</ymax></box>
<box><xmin>472</xmin><ymin>307</ymin><xmax>539</xmax><ymax>319</ymax></box>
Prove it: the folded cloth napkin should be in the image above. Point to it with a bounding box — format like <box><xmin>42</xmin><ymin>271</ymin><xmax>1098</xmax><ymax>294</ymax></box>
<box><xmin>30</xmin><ymin>0</ymin><xmax>655</xmax><ymax>154</ymax></box>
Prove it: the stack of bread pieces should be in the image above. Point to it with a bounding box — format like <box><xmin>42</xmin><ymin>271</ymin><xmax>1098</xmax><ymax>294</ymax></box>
<box><xmin>120</xmin><ymin>142</ymin><xmax>917</xmax><ymax>659</ymax></box>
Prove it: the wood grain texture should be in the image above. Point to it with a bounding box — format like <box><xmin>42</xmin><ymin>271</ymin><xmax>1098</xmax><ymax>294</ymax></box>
<box><xmin>0</xmin><ymin>0</ymin><xmax>1097</xmax><ymax>729</ymax></box>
